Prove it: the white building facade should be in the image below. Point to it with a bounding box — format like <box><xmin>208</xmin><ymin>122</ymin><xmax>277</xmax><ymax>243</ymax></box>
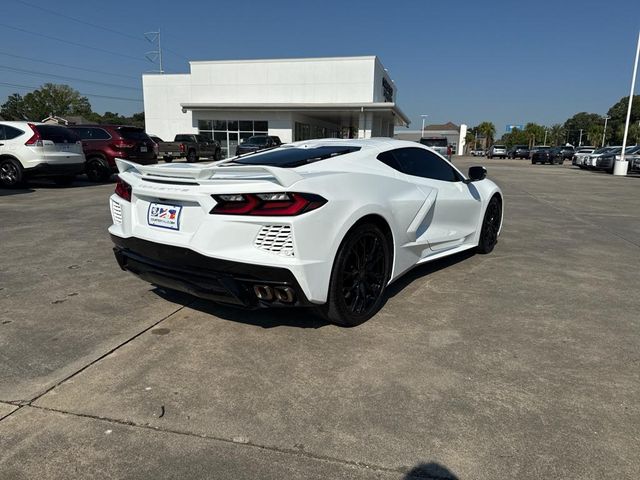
<box><xmin>143</xmin><ymin>56</ymin><xmax>410</xmax><ymax>158</ymax></box>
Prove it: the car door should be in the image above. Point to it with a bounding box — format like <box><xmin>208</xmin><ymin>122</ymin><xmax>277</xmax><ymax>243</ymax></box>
<box><xmin>388</xmin><ymin>147</ymin><xmax>483</xmax><ymax>254</ymax></box>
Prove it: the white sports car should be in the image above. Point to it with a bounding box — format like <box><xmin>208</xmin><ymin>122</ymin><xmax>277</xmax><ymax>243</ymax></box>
<box><xmin>109</xmin><ymin>139</ymin><xmax>503</xmax><ymax>326</ymax></box>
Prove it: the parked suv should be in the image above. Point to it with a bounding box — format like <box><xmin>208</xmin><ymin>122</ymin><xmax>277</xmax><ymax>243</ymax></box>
<box><xmin>69</xmin><ymin>125</ymin><xmax>157</xmax><ymax>182</ymax></box>
<box><xmin>507</xmin><ymin>145</ymin><xmax>530</xmax><ymax>159</ymax></box>
<box><xmin>0</xmin><ymin>121</ymin><xmax>85</xmax><ymax>187</ymax></box>
<box><xmin>487</xmin><ymin>145</ymin><xmax>507</xmax><ymax>159</ymax></box>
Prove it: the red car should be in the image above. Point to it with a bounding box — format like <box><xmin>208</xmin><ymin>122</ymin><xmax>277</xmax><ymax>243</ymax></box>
<box><xmin>68</xmin><ymin>125</ymin><xmax>157</xmax><ymax>182</ymax></box>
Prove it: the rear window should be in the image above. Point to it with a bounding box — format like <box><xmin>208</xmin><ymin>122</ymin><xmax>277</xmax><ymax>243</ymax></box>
<box><xmin>35</xmin><ymin>125</ymin><xmax>80</xmax><ymax>143</ymax></box>
<box><xmin>419</xmin><ymin>138</ymin><xmax>447</xmax><ymax>148</ymax></box>
<box><xmin>231</xmin><ymin>146</ymin><xmax>361</xmax><ymax>168</ymax></box>
<box><xmin>118</xmin><ymin>127</ymin><xmax>150</xmax><ymax>141</ymax></box>
<box><xmin>493</xmin><ymin>145</ymin><xmax>506</xmax><ymax>149</ymax></box>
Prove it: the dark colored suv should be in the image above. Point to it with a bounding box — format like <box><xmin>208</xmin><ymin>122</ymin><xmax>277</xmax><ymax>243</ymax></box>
<box><xmin>69</xmin><ymin>125</ymin><xmax>157</xmax><ymax>182</ymax></box>
<box><xmin>507</xmin><ymin>145</ymin><xmax>530</xmax><ymax>159</ymax></box>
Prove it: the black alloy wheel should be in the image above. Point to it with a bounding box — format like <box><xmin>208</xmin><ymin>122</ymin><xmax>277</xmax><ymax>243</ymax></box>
<box><xmin>86</xmin><ymin>157</ymin><xmax>111</xmax><ymax>182</ymax></box>
<box><xmin>477</xmin><ymin>196</ymin><xmax>502</xmax><ymax>254</ymax></box>
<box><xmin>0</xmin><ymin>158</ymin><xmax>23</xmax><ymax>187</ymax></box>
<box><xmin>320</xmin><ymin>223</ymin><xmax>391</xmax><ymax>327</ymax></box>
<box><xmin>187</xmin><ymin>150</ymin><xmax>198</xmax><ymax>163</ymax></box>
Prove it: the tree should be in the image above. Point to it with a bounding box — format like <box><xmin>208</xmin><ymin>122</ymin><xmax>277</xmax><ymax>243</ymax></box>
<box><xmin>500</xmin><ymin>128</ymin><xmax>529</xmax><ymax>148</ymax></box>
<box><xmin>606</xmin><ymin>95</ymin><xmax>640</xmax><ymax>144</ymax></box>
<box><xmin>476</xmin><ymin>121</ymin><xmax>496</xmax><ymax>148</ymax></box>
<box><xmin>0</xmin><ymin>93</ymin><xmax>28</xmax><ymax>120</ymax></box>
<box><xmin>548</xmin><ymin>124</ymin><xmax>565</xmax><ymax>145</ymax></box>
<box><xmin>563</xmin><ymin>112</ymin><xmax>603</xmax><ymax>146</ymax></box>
<box><xmin>524</xmin><ymin>123</ymin><xmax>546</xmax><ymax>146</ymax></box>
<box><xmin>587</xmin><ymin>125</ymin><xmax>604</xmax><ymax>147</ymax></box>
<box><xmin>22</xmin><ymin>83</ymin><xmax>92</xmax><ymax>121</ymax></box>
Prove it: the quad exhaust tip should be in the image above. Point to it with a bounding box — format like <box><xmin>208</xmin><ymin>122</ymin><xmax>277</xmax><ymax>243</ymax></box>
<box><xmin>253</xmin><ymin>285</ymin><xmax>295</xmax><ymax>304</ymax></box>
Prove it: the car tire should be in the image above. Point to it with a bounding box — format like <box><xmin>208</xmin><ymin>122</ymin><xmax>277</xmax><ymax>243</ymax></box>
<box><xmin>163</xmin><ymin>156</ymin><xmax>173</xmax><ymax>163</ymax></box>
<box><xmin>186</xmin><ymin>150</ymin><xmax>198</xmax><ymax>163</ymax></box>
<box><xmin>85</xmin><ymin>157</ymin><xmax>112</xmax><ymax>182</ymax></box>
<box><xmin>214</xmin><ymin>148</ymin><xmax>222</xmax><ymax>161</ymax></box>
<box><xmin>0</xmin><ymin>157</ymin><xmax>24</xmax><ymax>188</ymax></box>
<box><xmin>476</xmin><ymin>196</ymin><xmax>502</xmax><ymax>254</ymax></box>
<box><xmin>53</xmin><ymin>176</ymin><xmax>75</xmax><ymax>186</ymax></box>
<box><xmin>318</xmin><ymin>222</ymin><xmax>391</xmax><ymax>327</ymax></box>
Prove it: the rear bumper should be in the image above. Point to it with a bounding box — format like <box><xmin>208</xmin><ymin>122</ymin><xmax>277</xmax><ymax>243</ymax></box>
<box><xmin>25</xmin><ymin>162</ymin><xmax>85</xmax><ymax>177</ymax></box>
<box><xmin>110</xmin><ymin>235</ymin><xmax>313</xmax><ymax>308</ymax></box>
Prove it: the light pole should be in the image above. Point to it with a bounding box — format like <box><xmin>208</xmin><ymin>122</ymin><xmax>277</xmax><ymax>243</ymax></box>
<box><xmin>602</xmin><ymin>115</ymin><xmax>610</xmax><ymax>147</ymax></box>
<box><xmin>543</xmin><ymin>128</ymin><xmax>548</xmax><ymax>146</ymax></box>
<box><xmin>615</xmin><ymin>31</ymin><xmax>640</xmax><ymax>176</ymax></box>
<box><xmin>420</xmin><ymin>114</ymin><xmax>429</xmax><ymax>138</ymax></box>
<box><xmin>578</xmin><ymin>129</ymin><xmax>584</xmax><ymax>147</ymax></box>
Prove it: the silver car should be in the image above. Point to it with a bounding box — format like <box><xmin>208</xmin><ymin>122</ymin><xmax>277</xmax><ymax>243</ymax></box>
<box><xmin>487</xmin><ymin>145</ymin><xmax>507</xmax><ymax>159</ymax></box>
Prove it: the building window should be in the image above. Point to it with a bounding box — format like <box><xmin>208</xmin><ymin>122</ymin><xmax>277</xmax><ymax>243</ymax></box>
<box><xmin>198</xmin><ymin>120</ymin><xmax>268</xmax><ymax>158</ymax></box>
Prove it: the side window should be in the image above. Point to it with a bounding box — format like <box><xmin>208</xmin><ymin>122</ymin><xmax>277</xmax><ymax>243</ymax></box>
<box><xmin>88</xmin><ymin>128</ymin><xmax>111</xmax><ymax>140</ymax></box>
<box><xmin>0</xmin><ymin>125</ymin><xmax>5</xmax><ymax>141</ymax></box>
<box><xmin>4</xmin><ymin>125</ymin><xmax>23</xmax><ymax>140</ymax></box>
<box><xmin>391</xmin><ymin>147</ymin><xmax>459</xmax><ymax>182</ymax></box>
<box><xmin>71</xmin><ymin>128</ymin><xmax>91</xmax><ymax>140</ymax></box>
<box><xmin>377</xmin><ymin>150</ymin><xmax>402</xmax><ymax>171</ymax></box>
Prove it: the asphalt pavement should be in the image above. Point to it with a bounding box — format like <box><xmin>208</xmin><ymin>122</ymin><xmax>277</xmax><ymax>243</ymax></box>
<box><xmin>0</xmin><ymin>158</ymin><xmax>638</xmax><ymax>479</ymax></box>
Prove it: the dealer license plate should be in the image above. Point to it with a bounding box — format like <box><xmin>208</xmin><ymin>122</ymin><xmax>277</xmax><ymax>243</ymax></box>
<box><xmin>140</xmin><ymin>146</ymin><xmax>148</xmax><ymax>152</ymax></box>
<box><xmin>148</xmin><ymin>202</ymin><xmax>182</xmax><ymax>230</ymax></box>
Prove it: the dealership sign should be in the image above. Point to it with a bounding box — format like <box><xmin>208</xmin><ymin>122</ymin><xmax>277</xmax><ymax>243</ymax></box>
<box><xmin>506</xmin><ymin>124</ymin><xmax>524</xmax><ymax>132</ymax></box>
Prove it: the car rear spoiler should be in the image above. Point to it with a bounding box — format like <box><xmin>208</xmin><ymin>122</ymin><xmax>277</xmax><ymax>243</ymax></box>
<box><xmin>115</xmin><ymin>158</ymin><xmax>304</xmax><ymax>187</ymax></box>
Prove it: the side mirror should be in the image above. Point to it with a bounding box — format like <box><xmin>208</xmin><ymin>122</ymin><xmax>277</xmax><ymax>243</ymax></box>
<box><xmin>465</xmin><ymin>166</ymin><xmax>487</xmax><ymax>183</ymax></box>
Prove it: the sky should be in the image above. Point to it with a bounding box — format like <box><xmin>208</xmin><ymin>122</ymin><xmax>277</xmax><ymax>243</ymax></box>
<box><xmin>1</xmin><ymin>0</ymin><xmax>639</xmax><ymax>134</ymax></box>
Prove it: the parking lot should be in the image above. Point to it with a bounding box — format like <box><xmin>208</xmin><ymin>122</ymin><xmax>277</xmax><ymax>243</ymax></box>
<box><xmin>0</xmin><ymin>158</ymin><xmax>639</xmax><ymax>479</ymax></box>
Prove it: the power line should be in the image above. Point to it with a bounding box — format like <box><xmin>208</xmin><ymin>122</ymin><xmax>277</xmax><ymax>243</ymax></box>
<box><xmin>0</xmin><ymin>23</ymin><xmax>147</xmax><ymax>63</ymax></box>
<box><xmin>0</xmin><ymin>81</ymin><xmax>143</xmax><ymax>103</ymax></box>
<box><xmin>9</xmin><ymin>0</ymin><xmax>190</xmax><ymax>62</ymax></box>
<box><xmin>0</xmin><ymin>51</ymin><xmax>140</xmax><ymax>80</ymax></box>
<box><xmin>0</xmin><ymin>64</ymin><xmax>141</xmax><ymax>91</ymax></box>
<box><xmin>10</xmin><ymin>0</ymin><xmax>144</xmax><ymax>42</ymax></box>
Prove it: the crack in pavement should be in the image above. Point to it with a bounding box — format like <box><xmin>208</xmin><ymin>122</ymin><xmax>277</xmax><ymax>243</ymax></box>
<box><xmin>25</xmin><ymin>404</ymin><xmax>428</xmax><ymax>478</ymax></box>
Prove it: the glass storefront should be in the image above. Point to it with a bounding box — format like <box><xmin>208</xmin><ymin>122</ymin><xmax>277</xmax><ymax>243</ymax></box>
<box><xmin>198</xmin><ymin>120</ymin><xmax>268</xmax><ymax>158</ymax></box>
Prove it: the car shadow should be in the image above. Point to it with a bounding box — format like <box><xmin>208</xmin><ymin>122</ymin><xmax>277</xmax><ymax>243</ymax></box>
<box><xmin>152</xmin><ymin>287</ymin><xmax>330</xmax><ymax>329</ymax></box>
<box><xmin>404</xmin><ymin>462</ymin><xmax>459</xmax><ymax>479</ymax></box>
<box><xmin>385</xmin><ymin>249</ymin><xmax>476</xmax><ymax>300</ymax></box>
<box><xmin>150</xmin><ymin>249</ymin><xmax>477</xmax><ymax>329</ymax></box>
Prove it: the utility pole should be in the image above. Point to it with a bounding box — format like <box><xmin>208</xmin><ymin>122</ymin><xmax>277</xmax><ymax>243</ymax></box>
<box><xmin>615</xmin><ymin>30</ymin><xmax>640</xmax><ymax>176</ymax></box>
<box><xmin>602</xmin><ymin>115</ymin><xmax>610</xmax><ymax>147</ymax></box>
<box><xmin>578</xmin><ymin>129</ymin><xmax>583</xmax><ymax>147</ymax></box>
<box><xmin>420</xmin><ymin>114</ymin><xmax>429</xmax><ymax>138</ymax></box>
<box><xmin>144</xmin><ymin>29</ymin><xmax>164</xmax><ymax>74</ymax></box>
<box><xmin>543</xmin><ymin>128</ymin><xmax>548</xmax><ymax>146</ymax></box>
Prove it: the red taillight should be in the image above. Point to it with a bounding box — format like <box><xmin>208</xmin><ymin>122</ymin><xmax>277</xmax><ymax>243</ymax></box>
<box><xmin>112</xmin><ymin>140</ymin><xmax>136</xmax><ymax>149</ymax></box>
<box><xmin>24</xmin><ymin>123</ymin><xmax>42</xmax><ymax>146</ymax></box>
<box><xmin>115</xmin><ymin>177</ymin><xmax>132</xmax><ymax>202</ymax></box>
<box><xmin>210</xmin><ymin>192</ymin><xmax>326</xmax><ymax>216</ymax></box>
<box><xmin>179</xmin><ymin>143</ymin><xmax>186</xmax><ymax>153</ymax></box>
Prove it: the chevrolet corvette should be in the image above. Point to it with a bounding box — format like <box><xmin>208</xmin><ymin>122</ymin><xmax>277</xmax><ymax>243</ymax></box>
<box><xmin>109</xmin><ymin>139</ymin><xmax>503</xmax><ymax>326</ymax></box>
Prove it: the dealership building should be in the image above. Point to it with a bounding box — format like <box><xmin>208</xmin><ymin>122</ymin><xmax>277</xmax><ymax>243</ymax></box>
<box><xmin>142</xmin><ymin>56</ymin><xmax>410</xmax><ymax>158</ymax></box>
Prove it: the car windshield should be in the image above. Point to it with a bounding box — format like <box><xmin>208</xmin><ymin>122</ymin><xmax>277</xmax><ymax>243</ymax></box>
<box><xmin>420</xmin><ymin>138</ymin><xmax>447</xmax><ymax>147</ymax></box>
<box><xmin>494</xmin><ymin>145</ymin><xmax>506</xmax><ymax>149</ymax></box>
<box><xmin>536</xmin><ymin>147</ymin><xmax>550</xmax><ymax>150</ymax></box>
<box><xmin>593</xmin><ymin>147</ymin><xmax>612</xmax><ymax>154</ymax></box>
<box><xmin>231</xmin><ymin>145</ymin><xmax>361</xmax><ymax>167</ymax></box>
